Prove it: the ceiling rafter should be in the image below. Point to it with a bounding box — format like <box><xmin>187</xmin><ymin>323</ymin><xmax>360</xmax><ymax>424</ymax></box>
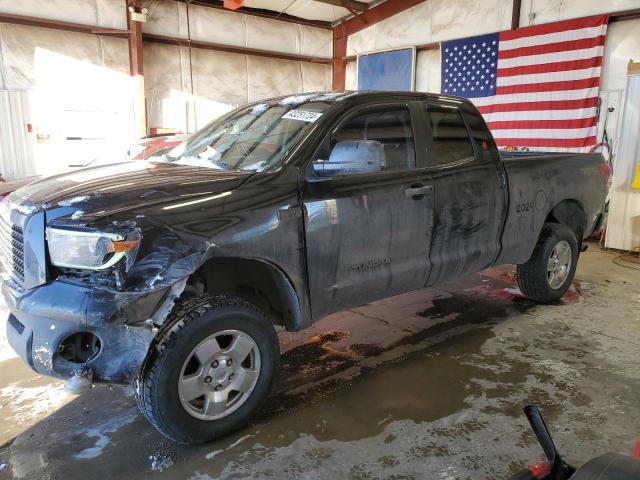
<box><xmin>313</xmin><ymin>0</ymin><xmax>369</xmax><ymax>13</ymax></box>
<box><xmin>175</xmin><ymin>0</ymin><xmax>333</xmax><ymax>29</ymax></box>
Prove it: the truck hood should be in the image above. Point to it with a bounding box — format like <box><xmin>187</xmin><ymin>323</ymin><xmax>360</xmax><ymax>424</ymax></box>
<box><xmin>6</xmin><ymin>161</ymin><xmax>251</xmax><ymax>220</ymax></box>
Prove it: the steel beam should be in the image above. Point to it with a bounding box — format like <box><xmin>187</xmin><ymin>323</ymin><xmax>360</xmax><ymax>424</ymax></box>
<box><xmin>609</xmin><ymin>8</ymin><xmax>640</xmax><ymax>22</ymax></box>
<box><xmin>127</xmin><ymin>3</ymin><xmax>144</xmax><ymax>77</ymax></box>
<box><xmin>511</xmin><ymin>0</ymin><xmax>522</xmax><ymax>30</ymax></box>
<box><xmin>339</xmin><ymin>0</ymin><xmax>426</xmax><ymax>36</ymax></box>
<box><xmin>314</xmin><ymin>0</ymin><xmax>369</xmax><ymax>13</ymax></box>
<box><xmin>343</xmin><ymin>40</ymin><xmax>438</xmax><ymax>64</ymax></box>
<box><xmin>175</xmin><ymin>0</ymin><xmax>332</xmax><ymax>29</ymax></box>
<box><xmin>127</xmin><ymin>0</ymin><xmax>146</xmax><ymax>139</ymax></box>
<box><xmin>0</xmin><ymin>12</ymin><xmax>129</xmax><ymax>36</ymax></box>
<box><xmin>143</xmin><ymin>33</ymin><xmax>333</xmax><ymax>64</ymax></box>
<box><xmin>332</xmin><ymin>24</ymin><xmax>348</xmax><ymax>90</ymax></box>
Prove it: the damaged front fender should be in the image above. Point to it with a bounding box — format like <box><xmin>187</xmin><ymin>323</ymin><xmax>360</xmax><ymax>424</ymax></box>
<box><xmin>2</xmin><ymin>279</ymin><xmax>186</xmax><ymax>383</ymax></box>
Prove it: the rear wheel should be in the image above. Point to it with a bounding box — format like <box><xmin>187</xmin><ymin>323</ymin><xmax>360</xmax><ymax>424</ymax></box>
<box><xmin>517</xmin><ymin>223</ymin><xmax>579</xmax><ymax>303</ymax></box>
<box><xmin>135</xmin><ymin>295</ymin><xmax>279</xmax><ymax>444</ymax></box>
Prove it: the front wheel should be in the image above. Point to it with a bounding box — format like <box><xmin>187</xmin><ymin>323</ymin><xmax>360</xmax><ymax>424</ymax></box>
<box><xmin>135</xmin><ymin>295</ymin><xmax>279</xmax><ymax>444</ymax></box>
<box><xmin>517</xmin><ymin>223</ymin><xmax>579</xmax><ymax>303</ymax></box>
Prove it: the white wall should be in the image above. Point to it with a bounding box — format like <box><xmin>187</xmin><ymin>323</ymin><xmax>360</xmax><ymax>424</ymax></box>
<box><xmin>0</xmin><ymin>0</ymin><xmax>127</xmax><ymax>29</ymax></box>
<box><xmin>347</xmin><ymin>0</ymin><xmax>640</xmax><ymax>96</ymax></box>
<box><xmin>0</xmin><ymin>0</ymin><xmax>332</xmax><ymax>178</ymax></box>
<box><xmin>345</xmin><ymin>0</ymin><xmax>640</xmax><ymax>157</ymax></box>
<box><xmin>0</xmin><ymin>22</ymin><xmax>135</xmax><ymax>178</ymax></box>
<box><xmin>347</xmin><ymin>0</ymin><xmax>513</xmax><ymax>57</ymax></box>
<box><xmin>347</xmin><ymin>0</ymin><xmax>513</xmax><ymax>93</ymax></box>
<box><xmin>142</xmin><ymin>0</ymin><xmax>333</xmax><ymax>132</ymax></box>
<box><xmin>144</xmin><ymin>42</ymin><xmax>332</xmax><ymax>132</ymax></box>
<box><xmin>605</xmin><ymin>70</ymin><xmax>640</xmax><ymax>251</ymax></box>
<box><xmin>518</xmin><ymin>0</ymin><xmax>640</xmax><ymax>26</ymax></box>
<box><xmin>143</xmin><ymin>1</ymin><xmax>333</xmax><ymax>59</ymax></box>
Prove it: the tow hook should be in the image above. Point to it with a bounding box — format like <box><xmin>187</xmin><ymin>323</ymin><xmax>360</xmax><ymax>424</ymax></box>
<box><xmin>64</xmin><ymin>367</ymin><xmax>94</xmax><ymax>395</ymax></box>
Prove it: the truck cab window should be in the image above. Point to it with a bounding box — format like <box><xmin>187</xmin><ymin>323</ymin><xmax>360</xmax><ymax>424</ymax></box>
<box><xmin>313</xmin><ymin>107</ymin><xmax>416</xmax><ymax>177</ymax></box>
<box><xmin>464</xmin><ymin>111</ymin><xmax>501</xmax><ymax>163</ymax></box>
<box><xmin>426</xmin><ymin>106</ymin><xmax>475</xmax><ymax>165</ymax></box>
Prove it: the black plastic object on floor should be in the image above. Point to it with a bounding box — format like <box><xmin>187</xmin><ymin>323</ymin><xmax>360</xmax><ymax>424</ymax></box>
<box><xmin>572</xmin><ymin>453</ymin><xmax>640</xmax><ymax>479</ymax></box>
<box><xmin>510</xmin><ymin>405</ymin><xmax>640</xmax><ymax>479</ymax></box>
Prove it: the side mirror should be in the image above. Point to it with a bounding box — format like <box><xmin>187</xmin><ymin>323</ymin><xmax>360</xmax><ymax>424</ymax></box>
<box><xmin>313</xmin><ymin>140</ymin><xmax>385</xmax><ymax>177</ymax></box>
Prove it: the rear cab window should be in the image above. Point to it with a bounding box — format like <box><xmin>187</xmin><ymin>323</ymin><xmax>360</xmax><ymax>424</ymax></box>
<box><xmin>463</xmin><ymin>109</ymin><xmax>501</xmax><ymax>163</ymax></box>
<box><xmin>425</xmin><ymin>105</ymin><xmax>475</xmax><ymax>166</ymax></box>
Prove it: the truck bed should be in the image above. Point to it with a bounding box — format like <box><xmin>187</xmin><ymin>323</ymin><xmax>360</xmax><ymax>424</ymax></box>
<box><xmin>495</xmin><ymin>151</ymin><xmax>607</xmax><ymax>265</ymax></box>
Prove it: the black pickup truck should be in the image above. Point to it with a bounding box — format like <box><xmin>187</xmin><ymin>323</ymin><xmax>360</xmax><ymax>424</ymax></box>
<box><xmin>2</xmin><ymin>91</ymin><xmax>608</xmax><ymax>444</ymax></box>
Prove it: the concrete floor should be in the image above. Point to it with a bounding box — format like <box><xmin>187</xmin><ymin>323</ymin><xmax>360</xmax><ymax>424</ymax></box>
<box><xmin>0</xmin><ymin>244</ymin><xmax>639</xmax><ymax>479</ymax></box>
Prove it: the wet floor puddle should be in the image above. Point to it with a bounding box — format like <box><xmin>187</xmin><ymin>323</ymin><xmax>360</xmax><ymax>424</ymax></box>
<box><xmin>0</xmin><ymin>270</ymin><xmax>592</xmax><ymax>479</ymax></box>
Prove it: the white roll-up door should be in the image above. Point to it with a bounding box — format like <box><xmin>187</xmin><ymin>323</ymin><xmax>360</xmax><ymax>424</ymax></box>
<box><xmin>0</xmin><ymin>91</ymin><xmax>36</xmax><ymax>181</ymax></box>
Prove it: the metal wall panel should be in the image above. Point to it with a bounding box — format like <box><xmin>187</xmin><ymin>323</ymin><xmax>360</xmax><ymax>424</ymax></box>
<box><xmin>301</xmin><ymin>61</ymin><xmax>332</xmax><ymax>92</ymax></box>
<box><xmin>519</xmin><ymin>0</ymin><xmax>640</xmax><ymax>26</ymax></box>
<box><xmin>0</xmin><ymin>90</ymin><xmax>35</xmax><ymax>180</ymax></box>
<box><xmin>345</xmin><ymin>61</ymin><xmax>357</xmax><ymax>90</ymax></box>
<box><xmin>602</xmin><ymin>19</ymin><xmax>640</xmax><ymax>93</ymax></box>
<box><xmin>605</xmin><ymin>73</ymin><xmax>640</xmax><ymax>251</ymax></box>
<box><xmin>0</xmin><ymin>0</ymin><xmax>127</xmax><ymax>29</ymax></box>
<box><xmin>143</xmin><ymin>42</ymin><xmax>331</xmax><ymax>132</ymax></box>
<box><xmin>0</xmin><ymin>24</ymin><xmax>134</xmax><ymax>179</ymax></box>
<box><xmin>415</xmin><ymin>49</ymin><xmax>440</xmax><ymax>93</ymax></box>
<box><xmin>142</xmin><ymin>1</ymin><xmax>333</xmax><ymax>59</ymax></box>
<box><xmin>243</xmin><ymin>0</ymin><xmax>351</xmax><ymax>22</ymax></box>
<box><xmin>347</xmin><ymin>0</ymin><xmax>512</xmax><ymax>56</ymax></box>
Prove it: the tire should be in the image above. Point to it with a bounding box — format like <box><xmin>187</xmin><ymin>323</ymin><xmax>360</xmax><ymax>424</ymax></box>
<box><xmin>517</xmin><ymin>223</ymin><xmax>579</xmax><ymax>303</ymax></box>
<box><xmin>135</xmin><ymin>294</ymin><xmax>279</xmax><ymax>444</ymax></box>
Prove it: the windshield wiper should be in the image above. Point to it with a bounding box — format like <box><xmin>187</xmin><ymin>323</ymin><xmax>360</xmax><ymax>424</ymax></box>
<box><xmin>209</xmin><ymin>158</ymin><xmax>235</xmax><ymax>170</ymax></box>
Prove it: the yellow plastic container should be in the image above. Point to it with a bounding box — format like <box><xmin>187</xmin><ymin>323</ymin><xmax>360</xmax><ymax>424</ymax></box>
<box><xmin>632</xmin><ymin>163</ymin><xmax>640</xmax><ymax>190</ymax></box>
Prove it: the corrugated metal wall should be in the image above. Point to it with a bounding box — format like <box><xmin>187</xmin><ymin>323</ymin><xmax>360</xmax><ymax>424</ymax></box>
<box><xmin>0</xmin><ymin>90</ymin><xmax>35</xmax><ymax>181</ymax></box>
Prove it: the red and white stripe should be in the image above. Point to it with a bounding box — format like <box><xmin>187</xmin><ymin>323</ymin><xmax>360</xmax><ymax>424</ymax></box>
<box><xmin>471</xmin><ymin>15</ymin><xmax>608</xmax><ymax>152</ymax></box>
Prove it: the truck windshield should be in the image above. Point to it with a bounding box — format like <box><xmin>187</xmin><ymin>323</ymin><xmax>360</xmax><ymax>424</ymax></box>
<box><xmin>160</xmin><ymin>99</ymin><xmax>331</xmax><ymax>172</ymax></box>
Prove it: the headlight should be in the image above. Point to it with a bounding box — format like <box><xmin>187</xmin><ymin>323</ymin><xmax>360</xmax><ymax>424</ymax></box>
<box><xmin>46</xmin><ymin>228</ymin><xmax>139</xmax><ymax>270</ymax></box>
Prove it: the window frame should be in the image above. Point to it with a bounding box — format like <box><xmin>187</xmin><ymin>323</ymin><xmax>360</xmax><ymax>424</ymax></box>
<box><xmin>461</xmin><ymin>108</ymin><xmax>502</xmax><ymax>165</ymax></box>
<box><xmin>423</xmin><ymin>101</ymin><xmax>480</xmax><ymax>170</ymax></box>
<box><xmin>305</xmin><ymin>101</ymin><xmax>426</xmax><ymax>181</ymax></box>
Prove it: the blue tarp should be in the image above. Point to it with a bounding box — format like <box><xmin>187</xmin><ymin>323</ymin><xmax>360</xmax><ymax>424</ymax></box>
<box><xmin>357</xmin><ymin>48</ymin><xmax>414</xmax><ymax>92</ymax></box>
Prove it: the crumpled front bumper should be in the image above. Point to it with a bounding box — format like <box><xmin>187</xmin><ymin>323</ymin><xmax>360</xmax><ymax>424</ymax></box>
<box><xmin>3</xmin><ymin>279</ymin><xmax>170</xmax><ymax>384</ymax></box>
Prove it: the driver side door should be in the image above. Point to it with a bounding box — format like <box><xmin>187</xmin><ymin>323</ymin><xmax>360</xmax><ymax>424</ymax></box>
<box><xmin>301</xmin><ymin>102</ymin><xmax>434</xmax><ymax>320</ymax></box>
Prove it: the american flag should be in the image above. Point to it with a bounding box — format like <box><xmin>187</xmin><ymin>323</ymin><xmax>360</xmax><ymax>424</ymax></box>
<box><xmin>441</xmin><ymin>15</ymin><xmax>608</xmax><ymax>152</ymax></box>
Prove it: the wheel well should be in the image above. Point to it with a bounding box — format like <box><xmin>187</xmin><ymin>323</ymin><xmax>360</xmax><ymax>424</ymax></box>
<box><xmin>185</xmin><ymin>257</ymin><xmax>302</xmax><ymax>332</ymax></box>
<box><xmin>545</xmin><ymin>199</ymin><xmax>586</xmax><ymax>241</ymax></box>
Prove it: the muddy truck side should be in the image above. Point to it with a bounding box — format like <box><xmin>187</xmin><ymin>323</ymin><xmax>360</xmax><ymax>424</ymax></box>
<box><xmin>1</xmin><ymin>91</ymin><xmax>608</xmax><ymax>444</ymax></box>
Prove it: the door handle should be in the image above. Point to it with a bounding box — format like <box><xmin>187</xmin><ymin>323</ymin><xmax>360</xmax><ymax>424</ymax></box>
<box><xmin>404</xmin><ymin>185</ymin><xmax>433</xmax><ymax>199</ymax></box>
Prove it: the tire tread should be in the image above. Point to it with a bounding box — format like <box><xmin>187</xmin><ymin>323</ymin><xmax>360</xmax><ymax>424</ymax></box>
<box><xmin>517</xmin><ymin>223</ymin><xmax>578</xmax><ymax>303</ymax></box>
<box><xmin>134</xmin><ymin>294</ymin><xmax>272</xmax><ymax>443</ymax></box>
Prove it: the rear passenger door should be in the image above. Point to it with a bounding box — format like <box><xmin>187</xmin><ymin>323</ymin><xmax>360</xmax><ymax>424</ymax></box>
<box><xmin>301</xmin><ymin>102</ymin><xmax>434</xmax><ymax>320</ymax></box>
<box><xmin>424</xmin><ymin>101</ymin><xmax>508</xmax><ymax>285</ymax></box>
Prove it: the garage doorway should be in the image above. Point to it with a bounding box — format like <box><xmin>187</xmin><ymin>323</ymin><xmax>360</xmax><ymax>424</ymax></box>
<box><xmin>0</xmin><ymin>90</ymin><xmax>36</xmax><ymax>181</ymax></box>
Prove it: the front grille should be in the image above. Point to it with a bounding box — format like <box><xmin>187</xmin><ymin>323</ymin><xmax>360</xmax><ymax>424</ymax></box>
<box><xmin>0</xmin><ymin>214</ymin><xmax>25</xmax><ymax>284</ymax></box>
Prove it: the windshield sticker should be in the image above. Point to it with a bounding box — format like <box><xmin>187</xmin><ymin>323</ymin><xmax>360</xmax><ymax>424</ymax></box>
<box><xmin>282</xmin><ymin>110</ymin><xmax>323</xmax><ymax>123</ymax></box>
